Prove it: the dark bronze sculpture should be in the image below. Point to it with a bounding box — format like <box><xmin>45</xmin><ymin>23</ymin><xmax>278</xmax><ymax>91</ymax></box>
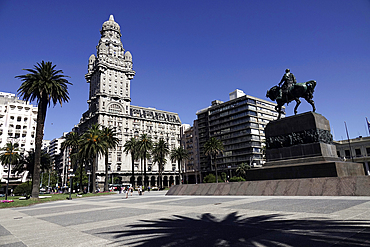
<box><xmin>266</xmin><ymin>69</ymin><xmax>316</xmax><ymax>119</ymax></box>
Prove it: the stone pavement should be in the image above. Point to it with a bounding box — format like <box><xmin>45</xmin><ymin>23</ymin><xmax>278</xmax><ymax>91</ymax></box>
<box><xmin>1</xmin><ymin>191</ymin><xmax>370</xmax><ymax>246</ymax></box>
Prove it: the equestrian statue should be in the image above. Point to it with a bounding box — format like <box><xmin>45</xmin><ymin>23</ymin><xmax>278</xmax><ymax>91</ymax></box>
<box><xmin>266</xmin><ymin>69</ymin><xmax>316</xmax><ymax>119</ymax></box>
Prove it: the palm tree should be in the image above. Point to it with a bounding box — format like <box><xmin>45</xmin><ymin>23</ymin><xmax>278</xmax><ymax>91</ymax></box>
<box><xmin>79</xmin><ymin>124</ymin><xmax>105</xmax><ymax>193</ymax></box>
<box><xmin>170</xmin><ymin>146</ymin><xmax>189</xmax><ymax>184</ymax></box>
<box><xmin>152</xmin><ymin>139</ymin><xmax>169</xmax><ymax>188</ymax></box>
<box><xmin>16</xmin><ymin>61</ymin><xmax>72</xmax><ymax>198</ymax></box>
<box><xmin>204</xmin><ymin>137</ymin><xmax>224</xmax><ymax>183</ymax></box>
<box><xmin>124</xmin><ymin>137</ymin><xmax>139</xmax><ymax>188</ymax></box>
<box><xmin>236</xmin><ymin>163</ymin><xmax>251</xmax><ymax>179</ymax></box>
<box><xmin>101</xmin><ymin>126</ymin><xmax>119</xmax><ymax>192</ymax></box>
<box><xmin>0</xmin><ymin>142</ymin><xmax>21</xmax><ymax>200</ymax></box>
<box><xmin>61</xmin><ymin>132</ymin><xmax>82</xmax><ymax>191</ymax></box>
<box><xmin>138</xmin><ymin>134</ymin><xmax>153</xmax><ymax>189</ymax></box>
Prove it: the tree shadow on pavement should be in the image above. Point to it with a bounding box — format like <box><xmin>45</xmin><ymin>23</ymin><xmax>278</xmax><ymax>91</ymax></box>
<box><xmin>100</xmin><ymin>212</ymin><xmax>370</xmax><ymax>246</ymax></box>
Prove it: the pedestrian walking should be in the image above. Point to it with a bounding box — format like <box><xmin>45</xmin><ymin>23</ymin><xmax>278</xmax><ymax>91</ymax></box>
<box><xmin>125</xmin><ymin>186</ymin><xmax>129</xmax><ymax>199</ymax></box>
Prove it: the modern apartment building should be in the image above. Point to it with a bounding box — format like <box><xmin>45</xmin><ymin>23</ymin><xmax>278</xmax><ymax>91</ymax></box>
<box><xmin>335</xmin><ymin>136</ymin><xmax>370</xmax><ymax>175</ymax></box>
<box><xmin>180</xmin><ymin>122</ymin><xmax>201</xmax><ymax>184</ymax></box>
<box><xmin>75</xmin><ymin>15</ymin><xmax>182</xmax><ymax>187</ymax></box>
<box><xmin>0</xmin><ymin>92</ymin><xmax>37</xmax><ymax>184</ymax></box>
<box><xmin>48</xmin><ymin>132</ymin><xmax>71</xmax><ymax>186</ymax></box>
<box><xmin>196</xmin><ymin>89</ymin><xmax>283</xmax><ymax>178</ymax></box>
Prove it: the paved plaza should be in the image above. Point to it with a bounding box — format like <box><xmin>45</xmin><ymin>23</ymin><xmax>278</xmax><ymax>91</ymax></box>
<box><xmin>1</xmin><ymin>191</ymin><xmax>370</xmax><ymax>246</ymax></box>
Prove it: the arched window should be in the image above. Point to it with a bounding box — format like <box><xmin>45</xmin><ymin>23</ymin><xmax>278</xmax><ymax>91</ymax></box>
<box><xmin>108</xmin><ymin>103</ymin><xmax>122</xmax><ymax>114</ymax></box>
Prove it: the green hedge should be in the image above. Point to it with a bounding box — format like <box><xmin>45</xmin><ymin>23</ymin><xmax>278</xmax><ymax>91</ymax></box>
<box><xmin>14</xmin><ymin>182</ymin><xmax>32</xmax><ymax>196</ymax></box>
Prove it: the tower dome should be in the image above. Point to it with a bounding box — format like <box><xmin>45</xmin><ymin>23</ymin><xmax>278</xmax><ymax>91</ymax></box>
<box><xmin>101</xmin><ymin>15</ymin><xmax>121</xmax><ymax>37</ymax></box>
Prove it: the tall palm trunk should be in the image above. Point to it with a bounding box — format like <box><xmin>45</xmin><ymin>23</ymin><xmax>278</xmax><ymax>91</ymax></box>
<box><xmin>104</xmin><ymin>149</ymin><xmax>109</xmax><ymax>191</ymax></box>
<box><xmin>178</xmin><ymin>160</ymin><xmax>182</xmax><ymax>184</ymax></box>
<box><xmin>79</xmin><ymin>161</ymin><xmax>83</xmax><ymax>192</ymax></box>
<box><xmin>213</xmin><ymin>155</ymin><xmax>218</xmax><ymax>183</ymax></box>
<box><xmin>143</xmin><ymin>153</ymin><xmax>147</xmax><ymax>190</ymax></box>
<box><xmin>140</xmin><ymin>158</ymin><xmax>143</xmax><ymax>185</ymax></box>
<box><xmin>32</xmin><ymin>97</ymin><xmax>47</xmax><ymax>198</ymax></box>
<box><xmin>158</xmin><ymin>161</ymin><xmax>162</xmax><ymax>188</ymax></box>
<box><xmin>131</xmin><ymin>153</ymin><xmax>135</xmax><ymax>187</ymax></box>
<box><xmin>92</xmin><ymin>156</ymin><xmax>97</xmax><ymax>193</ymax></box>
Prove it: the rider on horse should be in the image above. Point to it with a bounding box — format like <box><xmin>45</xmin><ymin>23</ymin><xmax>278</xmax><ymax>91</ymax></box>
<box><xmin>278</xmin><ymin>69</ymin><xmax>296</xmax><ymax>102</ymax></box>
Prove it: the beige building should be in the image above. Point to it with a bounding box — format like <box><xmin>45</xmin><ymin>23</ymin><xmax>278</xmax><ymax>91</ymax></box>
<box><xmin>335</xmin><ymin>136</ymin><xmax>370</xmax><ymax>175</ymax></box>
<box><xmin>76</xmin><ymin>15</ymin><xmax>182</xmax><ymax>187</ymax></box>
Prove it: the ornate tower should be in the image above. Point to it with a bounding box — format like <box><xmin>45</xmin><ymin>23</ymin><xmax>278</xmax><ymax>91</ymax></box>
<box><xmin>85</xmin><ymin>15</ymin><xmax>135</xmax><ymax>122</ymax></box>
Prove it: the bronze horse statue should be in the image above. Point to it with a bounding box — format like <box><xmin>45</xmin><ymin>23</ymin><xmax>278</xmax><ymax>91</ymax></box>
<box><xmin>266</xmin><ymin>80</ymin><xmax>316</xmax><ymax>119</ymax></box>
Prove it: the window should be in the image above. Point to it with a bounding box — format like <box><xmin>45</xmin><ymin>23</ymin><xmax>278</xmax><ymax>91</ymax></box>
<box><xmin>344</xmin><ymin>150</ymin><xmax>350</xmax><ymax>158</ymax></box>
<box><xmin>355</xmin><ymin>148</ymin><xmax>361</xmax><ymax>157</ymax></box>
<box><xmin>367</xmin><ymin>147</ymin><xmax>370</xmax><ymax>156</ymax></box>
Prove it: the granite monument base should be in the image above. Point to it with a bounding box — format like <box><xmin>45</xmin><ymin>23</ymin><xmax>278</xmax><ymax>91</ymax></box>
<box><xmin>265</xmin><ymin>112</ymin><xmax>338</xmax><ymax>163</ymax></box>
<box><xmin>166</xmin><ymin>176</ymin><xmax>370</xmax><ymax>196</ymax></box>
<box><xmin>245</xmin><ymin>161</ymin><xmax>365</xmax><ymax>181</ymax></box>
<box><xmin>262</xmin><ymin>111</ymin><xmax>365</xmax><ymax>179</ymax></box>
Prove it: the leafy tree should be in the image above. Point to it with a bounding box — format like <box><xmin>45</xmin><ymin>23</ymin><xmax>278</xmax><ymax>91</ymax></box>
<box><xmin>203</xmin><ymin>173</ymin><xmax>216</xmax><ymax>183</ymax></box>
<box><xmin>138</xmin><ymin>134</ymin><xmax>153</xmax><ymax>189</ymax></box>
<box><xmin>16</xmin><ymin>61</ymin><xmax>72</xmax><ymax>198</ymax></box>
<box><xmin>101</xmin><ymin>126</ymin><xmax>119</xmax><ymax>191</ymax></box>
<box><xmin>79</xmin><ymin>124</ymin><xmax>105</xmax><ymax>193</ymax></box>
<box><xmin>152</xmin><ymin>139</ymin><xmax>169</xmax><ymax>188</ymax></box>
<box><xmin>170</xmin><ymin>146</ymin><xmax>189</xmax><ymax>184</ymax></box>
<box><xmin>204</xmin><ymin>137</ymin><xmax>224</xmax><ymax>183</ymax></box>
<box><xmin>124</xmin><ymin>137</ymin><xmax>139</xmax><ymax>187</ymax></box>
<box><xmin>236</xmin><ymin>163</ymin><xmax>251</xmax><ymax>179</ymax></box>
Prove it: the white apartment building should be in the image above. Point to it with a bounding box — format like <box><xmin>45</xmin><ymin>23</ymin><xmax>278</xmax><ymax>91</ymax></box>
<box><xmin>76</xmin><ymin>15</ymin><xmax>182</xmax><ymax>187</ymax></box>
<box><xmin>196</xmin><ymin>89</ymin><xmax>283</xmax><ymax>178</ymax></box>
<box><xmin>0</xmin><ymin>92</ymin><xmax>38</xmax><ymax>183</ymax></box>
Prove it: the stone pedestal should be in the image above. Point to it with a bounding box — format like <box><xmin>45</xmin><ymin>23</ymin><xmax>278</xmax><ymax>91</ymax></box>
<box><xmin>256</xmin><ymin>112</ymin><xmax>365</xmax><ymax>180</ymax></box>
<box><xmin>265</xmin><ymin>112</ymin><xmax>339</xmax><ymax>164</ymax></box>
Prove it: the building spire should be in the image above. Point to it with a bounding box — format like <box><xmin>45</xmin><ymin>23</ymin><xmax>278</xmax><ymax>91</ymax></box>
<box><xmin>109</xmin><ymin>15</ymin><xmax>114</xmax><ymax>21</ymax></box>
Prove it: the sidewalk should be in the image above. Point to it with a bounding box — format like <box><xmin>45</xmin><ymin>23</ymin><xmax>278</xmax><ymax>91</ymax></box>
<box><xmin>1</xmin><ymin>191</ymin><xmax>370</xmax><ymax>246</ymax></box>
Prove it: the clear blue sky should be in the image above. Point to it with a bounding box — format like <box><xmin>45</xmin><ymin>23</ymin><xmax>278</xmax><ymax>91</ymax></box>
<box><xmin>1</xmin><ymin>0</ymin><xmax>369</xmax><ymax>141</ymax></box>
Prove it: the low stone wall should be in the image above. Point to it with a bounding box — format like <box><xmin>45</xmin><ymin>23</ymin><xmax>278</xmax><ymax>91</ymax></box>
<box><xmin>166</xmin><ymin>176</ymin><xmax>370</xmax><ymax>196</ymax></box>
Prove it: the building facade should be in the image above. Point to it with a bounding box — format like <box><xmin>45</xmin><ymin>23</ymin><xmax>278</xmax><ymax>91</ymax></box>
<box><xmin>180</xmin><ymin>122</ymin><xmax>201</xmax><ymax>184</ymax></box>
<box><xmin>76</xmin><ymin>15</ymin><xmax>182</xmax><ymax>188</ymax></box>
<box><xmin>196</xmin><ymin>89</ymin><xmax>283</xmax><ymax>179</ymax></box>
<box><xmin>335</xmin><ymin>136</ymin><xmax>370</xmax><ymax>175</ymax></box>
<box><xmin>48</xmin><ymin>132</ymin><xmax>71</xmax><ymax>187</ymax></box>
<box><xmin>0</xmin><ymin>92</ymin><xmax>38</xmax><ymax>185</ymax></box>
